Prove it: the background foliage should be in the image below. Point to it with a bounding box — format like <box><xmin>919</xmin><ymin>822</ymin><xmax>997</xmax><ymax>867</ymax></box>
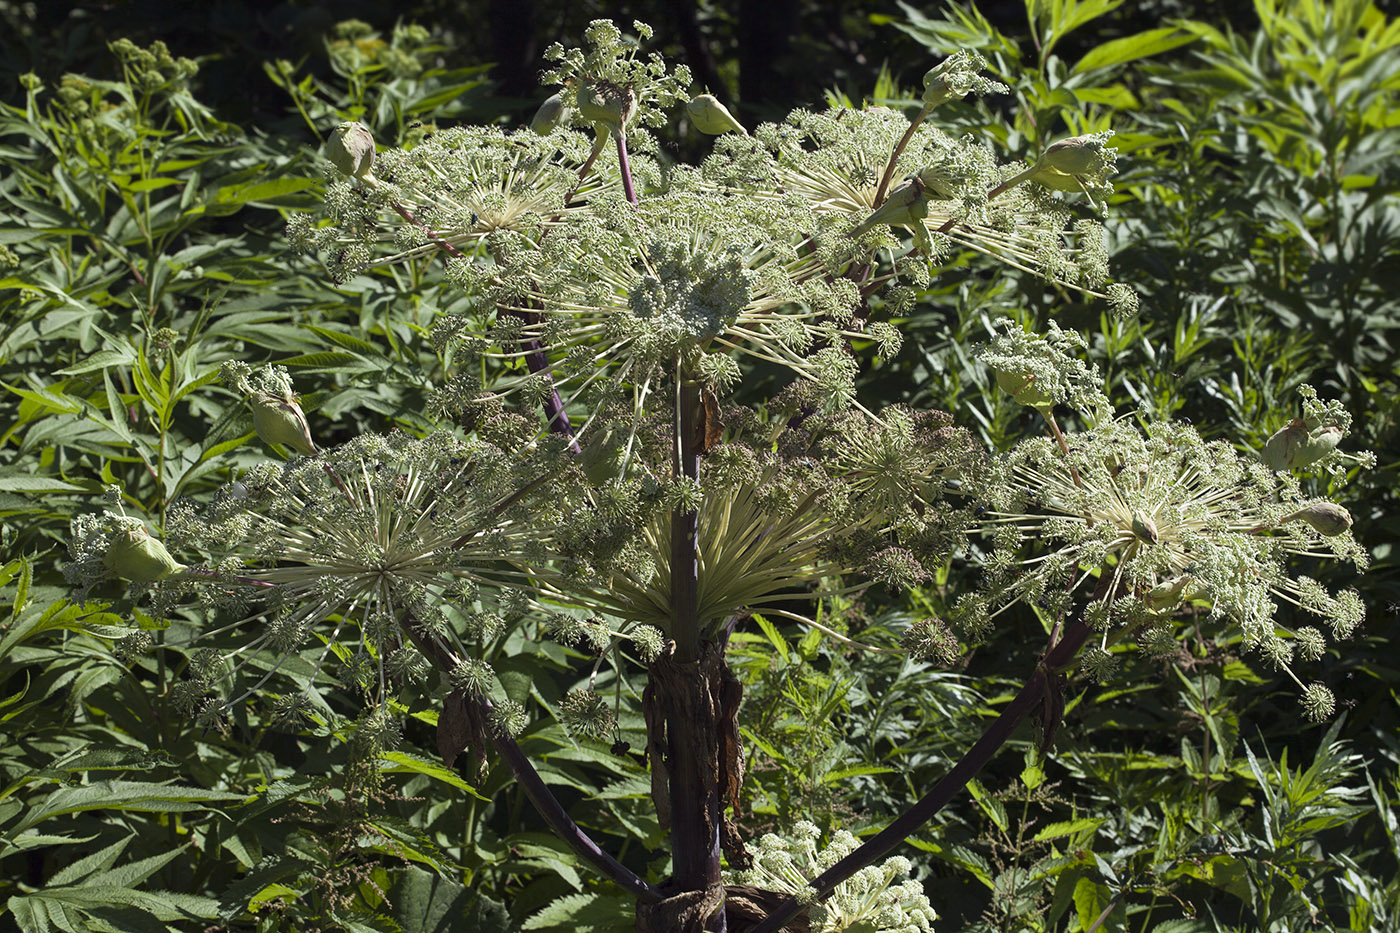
<box><xmin>0</xmin><ymin>0</ymin><xmax>1396</xmax><ymax>931</ymax></box>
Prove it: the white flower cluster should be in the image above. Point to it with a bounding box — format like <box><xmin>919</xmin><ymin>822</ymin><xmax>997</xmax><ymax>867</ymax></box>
<box><xmin>735</xmin><ymin>821</ymin><xmax>936</xmax><ymax>933</ymax></box>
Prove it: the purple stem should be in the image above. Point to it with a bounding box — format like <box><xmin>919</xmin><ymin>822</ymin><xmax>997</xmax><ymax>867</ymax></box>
<box><xmin>748</xmin><ymin>615</ymin><xmax>1094</xmax><ymax>933</ymax></box>
<box><xmin>387</xmin><ymin>198</ymin><xmax>578</xmax><ymax>451</ymax></box>
<box><xmin>476</xmin><ymin>694</ymin><xmax>662</xmax><ymax>903</ymax></box>
<box><xmin>671</xmin><ymin>377</ymin><xmax>701</xmax><ymax>662</ymax></box>
<box><xmin>616</xmin><ymin>132</ymin><xmax>638</xmax><ymax>205</ymax></box>
<box><xmin>664</xmin><ymin>375</ymin><xmax>726</xmax><ymax>931</ymax></box>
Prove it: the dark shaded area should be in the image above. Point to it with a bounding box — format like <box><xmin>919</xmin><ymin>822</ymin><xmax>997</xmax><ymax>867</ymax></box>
<box><xmin>2</xmin><ymin>0</ymin><xmax>1260</xmax><ymax>131</ymax></box>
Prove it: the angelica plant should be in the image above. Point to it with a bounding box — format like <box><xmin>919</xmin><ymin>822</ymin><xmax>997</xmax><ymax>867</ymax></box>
<box><xmin>63</xmin><ymin>19</ymin><xmax>1373</xmax><ymax>933</ymax></box>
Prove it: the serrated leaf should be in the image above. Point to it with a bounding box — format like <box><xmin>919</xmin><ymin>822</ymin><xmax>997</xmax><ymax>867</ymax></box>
<box><xmin>391</xmin><ymin>866</ymin><xmax>471</xmax><ymax>933</ymax></box>
<box><xmin>1073</xmin><ymin>876</ymin><xmax>1109</xmax><ymax>931</ymax></box>
<box><xmin>751</xmin><ymin>613</ymin><xmax>789</xmax><ymax>661</ymax></box>
<box><xmin>818</xmin><ymin>764</ymin><xmax>895</xmax><ymax>784</ymax></box>
<box><xmin>522</xmin><ymin>891</ymin><xmax>633</xmax><ymax>931</ymax></box>
<box><xmin>0</xmin><ymin>475</ymin><xmax>85</xmax><ymax>493</ymax></box>
<box><xmin>208</xmin><ymin>178</ymin><xmax>317</xmax><ymax>206</ymax></box>
<box><xmin>305</xmin><ymin>325</ymin><xmax>385</xmax><ymax>356</ymax></box>
<box><xmin>17</xmin><ymin>780</ymin><xmax>245</xmax><ymax>833</ymax></box>
<box><xmin>275</xmin><ymin>351</ymin><xmax>381</xmax><ymax>373</ymax></box>
<box><xmin>1033</xmin><ymin>818</ymin><xmax>1103</xmax><ymax>843</ymax></box>
<box><xmin>47</xmin><ymin>835</ymin><xmax>133</xmax><ymax>885</ymax></box>
<box><xmin>380</xmin><ymin>751</ymin><xmax>489</xmax><ymax>800</ymax></box>
<box><xmin>54</xmin><ymin>349</ymin><xmax>136</xmax><ymax>377</ymax></box>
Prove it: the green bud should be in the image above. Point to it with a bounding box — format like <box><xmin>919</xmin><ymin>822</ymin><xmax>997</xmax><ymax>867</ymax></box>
<box><xmin>1005</xmin><ymin>133</ymin><xmax>1116</xmax><ymax>197</ymax></box>
<box><xmin>531</xmin><ymin>90</ymin><xmax>572</xmax><ymax>135</ymax></box>
<box><xmin>1296</xmin><ymin>425</ymin><xmax>1343</xmax><ymax>466</ymax></box>
<box><xmin>1040</xmin><ymin>135</ymin><xmax>1108</xmax><ymax>176</ymax></box>
<box><xmin>1130</xmin><ymin>509</ymin><xmax>1159</xmax><ymax>544</ymax></box>
<box><xmin>1262</xmin><ymin>419</ymin><xmax>1342</xmax><ymax>471</ymax></box>
<box><xmin>325</xmin><ymin>121</ymin><xmax>375</xmax><ymax>179</ymax></box>
<box><xmin>104</xmin><ymin>524</ymin><xmax>183</xmax><ymax>582</ymax></box>
<box><xmin>992</xmin><ymin>369</ymin><xmax>1054</xmax><ymax>412</ymax></box>
<box><xmin>253</xmin><ymin>393</ymin><xmax>316</xmax><ymax>455</ymax></box>
<box><xmin>579</xmin><ymin>424</ymin><xmax>626</xmax><ymax>485</ymax></box>
<box><xmin>851</xmin><ymin>171</ymin><xmax>936</xmax><ymax>237</ymax></box>
<box><xmin>919</xmin><ymin>49</ymin><xmax>1005</xmax><ymax>108</ymax></box>
<box><xmin>1283</xmin><ymin>502</ymin><xmax>1352</xmax><ymax>537</ymax></box>
<box><xmin>1146</xmin><ymin>574</ymin><xmax>1190</xmax><ymax>610</ymax></box>
<box><xmin>921</xmin><ymin>63</ymin><xmax>958</xmax><ymax>108</ymax></box>
<box><xmin>576</xmin><ymin>80</ymin><xmax>635</xmax><ymax>137</ymax></box>
<box><xmin>686</xmin><ymin>93</ymin><xmax>747</xmax><ymax>135</ymax></box>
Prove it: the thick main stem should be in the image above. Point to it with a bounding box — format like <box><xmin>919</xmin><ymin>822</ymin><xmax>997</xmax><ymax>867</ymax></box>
<box><xmin>638</xmin><ymin>372</ymin><xmax>728</xmax><ymax>932</ymax></box>
<box><xmin>643</xmin><ymin>645</ymin><xmax>732</xmax><ymax>932</ymax></box>
<box><xmin>671</xmin><ymin>376</ymin><xmax>702</xmax><ymax>662</ymax></box>
<box><xmin>748</xmin><ymin>614</ymin><xmax>1095</xmax><ymax>933</ymax></box>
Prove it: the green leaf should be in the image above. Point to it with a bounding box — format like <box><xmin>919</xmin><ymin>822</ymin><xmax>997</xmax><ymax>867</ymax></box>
<box><xmin>9</xmin><ymin>556</ymin><xmax>31</xmax><ymax>622</ymax></box>
<box><xmin>305</xmin><ymin>325</ymin><xmax>386</xmax><ymax>357</ymax></box>
<box><xmin>379</xmin><ymin>751</ymin><xmax>488</xmax><ymax>800</ymax></box>
<box><xmin>275</xmin><ymin>351</ymin><xmax>381</xmax><ymax>373</ymax></box>
<box><xmin>0</xmin><ymin>475</ymin><xmax>87</xmax><ymax>494</ymax></box>
<box><xmin>15</xmin><ymin>780</ymin><xmax>245</xmax><ymax>833</ymax></box>
<box><xmin>207</xmin><ymin>178</ymin><xmax>318</xmax><ymax>207</ymax></box>
<box><xmin>522</xmin><ymin>891</ymin><xmax>633</xmax><ymax>931</ymax></box>
<box><xmin>751</xmin><ymin>613</ymin><xmax>789</xmax><ymax>662</ymax></box>
<box><xmin>1073</xmin><ymin>876</ymin><xmax>1109</xmax><ymax>931</ymax></box>
<box><xmin>55</xmin><ymin>348</ymin><xmax>137</xmax><ymax>376</ymax></box>
<box><xmin>124</xmin><ymin>177</ymin><xmax>183</xmax><ymax>194</ymax></box>
<box><xmin>1033</xmin><ymin>818</ymin><xmax>1103</xmax><ymax>843</ymax></box>
<box><xmin>1074</xmin><ymin>28</ymin><xmax>1197</xmax><ymax>73</ymax></box>
<box><xmin>390</xmin><ymin>866</ymin><xmax>475</xmax><ymax>933</ymax></box>
<box><xmin>818</xmin><ymin>764</ymin><xmax>895</xmax><ymax>784</ymax></box>
<box><xmin>48</xmin><ymin>835</ymin><xmax>133</xmax><ymax>886</ymax></box>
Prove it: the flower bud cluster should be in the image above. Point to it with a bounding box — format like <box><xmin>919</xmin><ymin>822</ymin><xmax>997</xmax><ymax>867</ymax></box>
<box><xmin>1261</xmin><ymin>384</ymin><xmax>1375</xmax><ymax>480</ymax></box>
<box><xmin>921</xmin><ymin>50</ymin><xmax>1008</xmax><ymax>108</ymax></box>
<box><xmin>65</xmin><ymin>510</ymin><xmax>184</xmax><ymax>595</ymax></box>
<box><xmin>539</xmin><ymin>20</ymin><xmax>692</xmax><ymax>137</ymax></box>
<box><xmin>976</xmin><ymin>318</ymin><xmax>1111</xmax><ymax>420</ymax></box>
<box><xmin>221</xmin><ymin>362</ymin><xmax>316</xmax><ymax>456</ymax></box>
<box><xmin>559</xmin><ymin>688</ymin><xmax>616</xmax><ymax>740</ymax></box>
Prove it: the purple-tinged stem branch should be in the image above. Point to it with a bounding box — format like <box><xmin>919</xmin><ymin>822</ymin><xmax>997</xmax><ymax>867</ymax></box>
<box><xmin>874</xmin><ymin>103</ymin><xmax>932</xmax><ymax>205</ymax></box>
<box><xmin>616</xmin><ymin>132</ymin><xmax>638</xmax><ymax>205</ymax></box>
<box><xmin>748</xmin><ymin>613</ymin><xmax>1095</xmax><ymax>933</ymax></box>
<box><xmin>386</xmin><ymin>195</ymin><xmax>578</xmax><ymax>450</ymax></box>
<box><xmin>399</xmin><ymin>613</ymin><xmax>659</xmax><ymax>903</ymax></box>
<box><xmin>475</xmin><ymin>693</ymin><xmax>662</xmax><ymax>904</ymax></box>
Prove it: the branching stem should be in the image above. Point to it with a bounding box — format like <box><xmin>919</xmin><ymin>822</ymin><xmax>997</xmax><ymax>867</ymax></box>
<box><xmin>383</xmin><ymin>189</ymin><xmax>578</xmax><ymax>450</ymax></box>
<box><xmin>874</xmin><ymin>103</ymin><xmax>931</xmax><ymax>205</ymax></box>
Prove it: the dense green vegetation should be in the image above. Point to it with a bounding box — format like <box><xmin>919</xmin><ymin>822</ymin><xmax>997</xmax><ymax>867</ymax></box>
<box><xmin>1</xmin><ymin>1</ymin><xmax>1396</xmax><ymax>931</ymax></box>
